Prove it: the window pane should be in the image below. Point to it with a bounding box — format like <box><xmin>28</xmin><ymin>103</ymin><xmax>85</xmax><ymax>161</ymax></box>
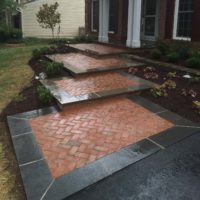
<box><xmin>145</xmin><ymin>0</ymin><xmax>157</xmax><ymax>15</ymax></box>
<box><xmin>145</xmin><ymin>17</ymin><xmax>156</xmax><ymax>36</ymax></box>
<box><xmin>177</xmin><ymin>0</ymin><xmax>193</xmax><ymax>38</ymax></box>
<box><xmin>109</xmin><ymin>0</ymin><xmax>118</xmax><ymax>32</ymax></box>
<box><xmin>92</xmin><ymin>0</ymin><xmax>99</xmax><ymax>30</ymax></box>
<box><xmin>179</xmin><ymin>0</ymin><xmax>193</xmax><ymax>11</ymax></box>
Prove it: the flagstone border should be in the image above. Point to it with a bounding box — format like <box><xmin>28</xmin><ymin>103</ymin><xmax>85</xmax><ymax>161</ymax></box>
<box><xmin>7</xmin><ymin>97</ymin><xmax>200</xmax><ymax>200</ymax></box>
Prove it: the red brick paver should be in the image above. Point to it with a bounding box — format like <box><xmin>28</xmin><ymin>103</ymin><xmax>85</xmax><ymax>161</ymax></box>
<box><xmin>54</xmin><ymin>72</ymin><xmax>138</xmax><ymax>96</ymax></box>
<box><xmin>29</xmin><ymin>97</ymin><xmax>174</xmax><ymax>178</ymax></box>
<box><xmin>50</xmin><ymin>53</ymin><xmax>127</xmax><ymax>70</ymax></box>
<box><xmin>70</xmin><ymin>43</ymin><xmax>130</xmax><ymax>55</ymax></box>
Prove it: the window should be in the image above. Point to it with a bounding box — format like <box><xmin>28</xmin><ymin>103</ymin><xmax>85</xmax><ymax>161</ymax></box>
<box><xmin>109</xmin><ymin>0</ymin><xmax>118</xmax><ymax>33</ymax></box>
<box><xmin>173</xmin><ymin>0</ymin><xmax>193</xmax><ymax>40</ymax></box>
<box><xmin>91</xmin><ymin>0</ymin><xmax>99</xmax><ymax>32</ymax></box>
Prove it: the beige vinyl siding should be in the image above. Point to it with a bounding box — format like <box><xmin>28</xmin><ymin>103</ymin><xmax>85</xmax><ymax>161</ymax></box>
<box><xmin>21</xmin><ymin>0</ymin><xmax>85</xmax><ymax>38</ymax></box>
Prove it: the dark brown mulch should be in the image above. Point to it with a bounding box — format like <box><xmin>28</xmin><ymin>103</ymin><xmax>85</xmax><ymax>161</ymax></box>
<box><xmin>28</xmin><ymin>57</ymin><xmax>70</xmax><ymax>77</ymax></box>
<box><xmin>0</xmin><ymin>79</ymin><xmax>56</xmax><ymax>122</ymax></box>
<box><xmin>132</xmin><ymin>65</ymin><xmax>200</xmax><ymax>123</ymax></box>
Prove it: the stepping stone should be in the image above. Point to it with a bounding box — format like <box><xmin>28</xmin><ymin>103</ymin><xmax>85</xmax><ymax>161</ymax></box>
<box><xmin>40</xmin><ymin>72</ymin><xmax>156</xmax><ymax>109</ymax></box>
<box><xmin>46</xmin><ymin>53</ymin><xmax>144</xmax><ymax>75</ymax></box>
<box><xmin>69</xmin><ymin>43</ymin><xmax>132</xmax><ymax>56</ymax></box>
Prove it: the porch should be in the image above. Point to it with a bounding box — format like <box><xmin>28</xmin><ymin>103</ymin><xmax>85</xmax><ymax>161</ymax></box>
<box><xmin>88</xmin><ymin>0</ymin><xmax>167</xmax><ymax>48</ymax></box>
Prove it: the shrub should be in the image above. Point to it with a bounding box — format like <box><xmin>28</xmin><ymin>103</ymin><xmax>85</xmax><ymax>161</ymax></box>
<box><xmin>186</xmin><ymin>57</ymin><xmax>200</xmax><ymax>69</ymax></box>
<box><xmin>167</xmin><ymin>52</ymin><xmax>179</xmax><ymax>63</ymax></box>
<box><xmin>32</xmin><ymin>47</ymin><xmax>53</xmax><ymax>59</ymax></box>
<box><xmin>0</xmin><ymin>23</ymin><xmax>10</xmax><ymax>42</ymax></box>
<box><xmin>10</xmin><ymin>28</ymin><xmax>22</xmax><ymax>39</ymax></box>
<box><xmin>151</xmin><ymin>49</ymin><xmax>161</xmax><ymax>60</ymax></box>
<box><xmin>37</xmin><ymin>85</ymin><xmax>53</xmax><ymax>103</ymax></box>
<box><xmin>157</xmin><ymin>42</ymin><xmax>169</xmax><ymax>55</ymax></box>
<box><xmin>191</xmin><ymin>49</ymin><xmax>200</xmax><ymax>58</ymax></box>
<box><xmin>177</xmin><ymin>47</ymin><xmax>190</xmax><ymax>59</ymax></box>
<box><xmin>41</xmin><ymin>60</ymin><xmax>63</xmax><ymax>76</ymax></box>
<box><xmin>73</xmin><ymin>34</ymin><xmax>96</xmax><ymax>43</ymax></box>
<box><xmin>0</xmin><ymin>22</ymin><xmax>22</xmax><ymax>42</ymax></box>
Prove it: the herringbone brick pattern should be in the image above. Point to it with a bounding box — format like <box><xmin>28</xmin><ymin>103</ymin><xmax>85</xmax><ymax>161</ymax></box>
<box><xmin>70</xmin><ymin>43</ymin><xmax>129</xmax><ymax>55</ymax></box>
<box><xmin>51</xmin><ymin>53</ymin><xmax>126</xmax><ymax>70</ymax></box>
<box><xmin>54</xmin><ymin>72</ymin><xmax>138</xmax><ymax>96</ymax></box>
<box><xmin>29</xmin><ymin>97</ymin><xmax>174</xmax><ymax>178</ymax></box>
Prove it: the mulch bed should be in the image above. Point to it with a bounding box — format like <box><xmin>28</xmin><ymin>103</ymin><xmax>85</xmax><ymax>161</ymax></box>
<box><xmin>0</xmin><ymin>78</ymin><xmax>56</xmax><ymax>122</ymax></box>
<box><xmin>130</xmin><ymin>65</ymin><xmax>200</xmax><ymax>123</ymax></box>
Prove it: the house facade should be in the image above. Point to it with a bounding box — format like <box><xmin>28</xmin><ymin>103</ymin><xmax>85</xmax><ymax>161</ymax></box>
<box><xmin>20</xmin><ymin>0</ymin><xmax>85</xmax><ymax>38</ymax></box>
<box><xmin>85</xmin><ymin>0</ymin><xmax>200</xmax><ymax>48</ymax></box>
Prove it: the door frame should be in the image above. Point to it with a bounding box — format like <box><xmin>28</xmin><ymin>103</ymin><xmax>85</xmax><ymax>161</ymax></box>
<box><xmin>141</xmin><ymin>0</ymin><xmax>160</xmax><ymax>41</ymax></box>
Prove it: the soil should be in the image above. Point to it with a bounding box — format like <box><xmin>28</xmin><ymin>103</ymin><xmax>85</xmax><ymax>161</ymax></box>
<box><xmin>131</xmin><ymin>65</ymin><xmax>200</xmax><ymax>123</ymax></box>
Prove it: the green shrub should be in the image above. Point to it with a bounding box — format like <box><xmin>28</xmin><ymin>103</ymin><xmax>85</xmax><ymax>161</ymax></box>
<box><xmin>177</xmin><ymin>47</ymin><xmax>190</xmax><ymax>59</ymax></box>
<box><xmin>191</xmin><ymin>49</ymin><xmax>200</xmax><ymax>58</ymax></box>
<box><xmin>32</xmin><ymin>47</ymin><xmax>52</xmax><ymax>59</ymax></box>
<box><xmin>37</xmin><ymin>85</ymin><xmax>53</xmax><ymax>103</ymax></box>
<box><xmin>73</xmin><ymin>35</ymin><xmax>96</xmax><ymax>43</ymax></box>
<box><xmin>157</xmin><ymin>42</ymin><xmax>169</xmax><ymax>55</ymax></box>
<box><xmin>41</xmin><ymin>60</ymin><xmax>63</xmax><ymax>76</ymax></box>
<box><xmin>10</xmin><ymin>28</ymin><xmax>22</xmax><ymax>39</ymax></box>
<box><xmin>0</xmin><ymin>23</ymin><xmax>10</xmax><ymax>42</ymax></box>
<box><xmin>0</xmin><ymin>22</ymin><xmax>22</xmax><ymax>42</ymax></box>
<box><xmin>167</xmin><ymin>52</ymin><xmax>179</xmax><ymax>63</ymax></box>
<box><xmin>186</xmin><ymin>57</ymin><xmax>200</xmax><ymax>69</ymax></box>
<box><xmin>151</xmin><ymin>49</ymin><xmax>162</xmax><ymax>60</ymax></box>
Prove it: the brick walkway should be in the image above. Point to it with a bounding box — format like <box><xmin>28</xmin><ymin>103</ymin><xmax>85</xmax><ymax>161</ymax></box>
<box><xmin>29</xmin><ymin>97</ymin><xmax>174</xmax><ymax>178</ymax></box>
<box><xmin>48</xmin><ymin>53</ymin><xmax>127</xmax><ymax>71</ymax></box>
<box><xmin>54</xmin><ymin>72</ymin><xmax>139</xmax><ymax>96</ymax></box>
<box><xmin>70</xmin><ymin>43</ymin><xmax>130</xmax><ymax>55</ymax></box>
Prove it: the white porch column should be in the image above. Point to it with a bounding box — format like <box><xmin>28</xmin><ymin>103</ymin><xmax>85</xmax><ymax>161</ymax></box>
<box><xmin>98</xmin><ymin>0</ymin><xmax>109</xmax><ymax>42</ymax></box>
<box><xmin>126</xmin><ymin>0</ymin><xmax>142</xmax><ymax>48</ymax></box>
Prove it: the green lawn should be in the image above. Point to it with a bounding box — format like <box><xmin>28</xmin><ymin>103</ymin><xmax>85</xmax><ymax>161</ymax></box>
<box><xmin>0</xmin><ymin>42</ymin><xmax>49</xmax><ymax>200</ymax></box>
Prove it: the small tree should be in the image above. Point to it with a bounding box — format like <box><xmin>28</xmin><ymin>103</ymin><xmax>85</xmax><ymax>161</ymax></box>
<box><xmin>36</xmin><ymin>2</ymin><xmax>61</xmax><ymax>38</ymax></box>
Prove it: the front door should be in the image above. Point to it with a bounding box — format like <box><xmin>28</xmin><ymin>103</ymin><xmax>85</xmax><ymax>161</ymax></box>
<box><xmin>141</xmin><ymin>0</ymin><xmax>159</xmax><ymax>41</ymax></box>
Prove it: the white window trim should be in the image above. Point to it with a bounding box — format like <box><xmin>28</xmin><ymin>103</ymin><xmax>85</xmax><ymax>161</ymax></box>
<box><xmin>91</xmin><ymin>0</ymin><xmax>98</xmax><ymax>32</ymax></box>
<box><xmin>173</xmin><ymin>0</ymin><xmax>191</xmax><ymax>41</ymax></box>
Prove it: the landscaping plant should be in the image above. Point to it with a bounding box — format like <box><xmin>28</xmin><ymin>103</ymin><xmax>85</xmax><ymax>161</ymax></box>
<box><xmin>157</xmin><ymin>42</ymin><xmax>169</xmax><ymax>55</ymax></box>
<box><xmin>37</xmin><ymin>85</ymin><xmax>53</xmax><ymax>103</ymax></box>
<box><xmin>40</xmin><ymin>60</ymin><xmax>63</xmax><ymax>76</ymax></box>
<box><xmin>32</xmin><ymin>46</ymin><xmax>52</xmax><ymax>58</ymax></box>
<box><xmin>151</xmin><ymin>80</ymin><xmax>176</xmax><ymax>98</ymax></box>
<box><xmin>36</xmin><ymin>2</ymin><xmax>61</xmax><ymax>38</ymax></box>
<box><xmin>167</xmin><ymin>52</ymin><xmax>179</xmax><ymax>63</ymax></box>
<box><xmin>193</xmin><ymin>101</ymin><xmax>200</xmax><ymax>115</ymax></box>
<box><xmin>167</xmin><ymin>72</ymin><xmax>177</xmax><ymax>79</ymax></box>
<box><xmin>186</xmin><ymin>57</ymin><xmax>200</xmax><ymax>69</ymax></box>
<box><xmin>151</xmin><ymin>49</ymin><xmax>161</xmax><ymax>60</ymax></box>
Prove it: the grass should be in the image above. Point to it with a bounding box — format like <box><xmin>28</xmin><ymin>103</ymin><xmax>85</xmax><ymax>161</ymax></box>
<box><xmin>0</xmin><ymin>42</ymin><xmax>49</xmax><ymax>200</ymax></box>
